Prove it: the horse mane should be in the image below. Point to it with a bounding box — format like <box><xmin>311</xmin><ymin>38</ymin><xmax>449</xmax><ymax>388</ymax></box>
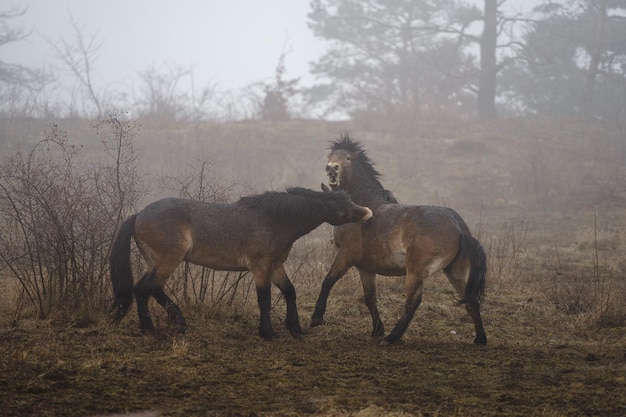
<box><xmin>237</xmin><ymin>187</ymin><xmax>351</xmax><ymax>220</ymax></box>
<box><xmin>329</xmin><ymin>133</ymin><xmax>399</xmax><ymax>204</ymax></box>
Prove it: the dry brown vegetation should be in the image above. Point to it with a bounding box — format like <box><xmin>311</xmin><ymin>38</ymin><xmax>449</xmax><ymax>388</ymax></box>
<box><xmin>1</xmin><ymin>116</ymin><xmax>626</xmax><ymax>416</ymax></box>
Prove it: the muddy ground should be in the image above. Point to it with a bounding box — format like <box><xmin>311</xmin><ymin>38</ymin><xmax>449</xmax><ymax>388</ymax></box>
<box><xmin>1</xmin><ymin>275</ymin><xmax>625</xmax><ymax>417</ymax></box>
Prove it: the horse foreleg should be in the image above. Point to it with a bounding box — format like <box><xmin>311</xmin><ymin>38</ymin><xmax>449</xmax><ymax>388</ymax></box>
<box><xmin>358</xmin><ymin>269</ymin><xmax>384</xmax><ymax>337</ymax></box>
<box><xmin>310</xmin><ymin>260</ymin><xmax>351</xmax><ymax>328</ymax></box>
<box><xmin>134</xmin><ymin>272</ymin><xmax>156</xmax><ymax>334</ymax></box>
<box><xmin>253</xmin><ymin>270</ymin><xmax>276</xmax><ymax>340</ymax></box>
<box><xmin>153</xmin><ymin>287</ymin><xmax>187</xmax><ymax>334</ymax></box>
<box><xmin>382</xmin><ymin>273</ymin><xmax>424</xmax><ymax>346</ymax></box>
<box><xmin>271</xmin><ymin>267</ymin><xmax>303</xmax><ymax>339</ymax></box>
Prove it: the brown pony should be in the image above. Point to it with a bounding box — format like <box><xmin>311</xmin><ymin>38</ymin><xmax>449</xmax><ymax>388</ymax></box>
<box><xmin>110</xmin><ymin>187</ymin><xmax>372</xmax><ymax>340</ymax></box>
<box><xmin>310</xmin><ymin>135</ymin><xmax>487</xmax><ymax>345</ymax></box>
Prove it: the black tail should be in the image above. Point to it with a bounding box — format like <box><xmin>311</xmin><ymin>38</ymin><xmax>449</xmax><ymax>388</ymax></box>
<box><xmin>110</xmin><ymin>214</ymin><xmax>137</xmax><ymax>323</ymax></box>
<box><xmin>457</xmin><ymin>234</ymin><xmax>487</xmax><ymax>306</ymax></box>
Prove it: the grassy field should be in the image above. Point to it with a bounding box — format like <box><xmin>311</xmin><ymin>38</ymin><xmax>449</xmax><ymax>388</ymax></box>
<box><xmin>1</xmin><ymin>117</ymin><xmax>625</xmax><ymax>416</ymax></box>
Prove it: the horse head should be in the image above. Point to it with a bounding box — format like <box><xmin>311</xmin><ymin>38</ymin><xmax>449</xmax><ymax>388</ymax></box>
<box><xmin>326</xmin><ymin>133</ymin><xmax>381</xmax><ymax>191</ymax></box>
<box><xmin>325</xmin><ymin>151</ymin><xmax>348</xmax><ymax>190</ymax></box>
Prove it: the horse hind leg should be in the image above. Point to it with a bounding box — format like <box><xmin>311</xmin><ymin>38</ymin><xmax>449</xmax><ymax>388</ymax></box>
<box><xmin>443</xmin><ymin>243</ymin><xmax>487</xmax><ymax>345</ymax></box>
<box><xmin>382</xmin><ymin>271</ymin><xmax>425</xmax><ymax>345</ymax></box>
<box><xmin>382</xmin><ymin>252</ymin><xmax>450</xmax><ymax>345</ymax></box>
<box><xmin>465</xmin><ymin>301</ymin><xmax>486</xmax><ymax>345</ymax></box>
<box><xmin>134</xmin><ymin>265</ymin><xmax>187</xmax><ymax>335</ymax></box>
<box><xmin>153</xmin><ymin>287</ymin><xmax>187</xmax><ymax>334</ymax></box>
<box><xmin>153</xmin><ymin>264</ymin><xmax>187</xmax><ymax>334</ymax></box>
<box><xmin>358</xmin><ymin>269</ymin><xmax>384</xmax><ymax>337</ymax></box>
<box><xmin>134</xmin><ymin>269</ymin><xmax>157</xmax><ymax>334</ymax></box>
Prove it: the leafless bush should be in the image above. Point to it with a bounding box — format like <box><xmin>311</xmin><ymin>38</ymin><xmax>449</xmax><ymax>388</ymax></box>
<box><xmin>548</xmin><ymin>262</ymin><xmax>595</xmax><ymax>315</ymax></box>
<box><xmin>483</xmin><ymin>218</ymin><xmax>528</xmax><ymax>286</ymax></box>
<box><xmin>549</xmin><ymin>212</ymin><xmax>626</xmax><ymax>328</ymax></box>
<box><xmin>0</xmin><ymin>114</ymin><xmax>140</xmax><ymax>323</ymax></box>
<box><xmin>135</xmin><ymin>63</ymin><xmax>190</xmax><ymax>122</ymax></box>
<box><xmin>93</xmin><ymin>111</ymin><xmax>143</xmax><ymax>223</ymax></box>
<box><xmin>159</xmin><ymin>156</ymin><xmax>234</xmax><ymax>203</ymax></box>
<box><xmin>549</xmin><ymin>256</ymin><xmax>626</xmax><ymax>327</ymax></box>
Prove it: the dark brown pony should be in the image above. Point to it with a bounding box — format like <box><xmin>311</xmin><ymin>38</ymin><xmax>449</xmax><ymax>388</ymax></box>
<box><xmin>310</xmin><ymin>135</ymin><xmax>487</xmax><ymax>345</ymax></box>
<box><xmin>110</xmin><ymin>187</ymin><xmax>372</xmax><ymax>340</ymax></box>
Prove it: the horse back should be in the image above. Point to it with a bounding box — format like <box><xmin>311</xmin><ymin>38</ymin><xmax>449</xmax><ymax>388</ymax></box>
<box><xmin>134</xmin><ymin>198</ymin><xmax>252</xmax><ymax>270</ymax></box>
<box><xmin>369</xmin><ymin>204</ymin><xmax>468</xmax><ymax>234</ymax></box>
<box><xmin>333</xmin><ymin>204</ymin><xmax>467</xmax><ymax>275</ymax></box>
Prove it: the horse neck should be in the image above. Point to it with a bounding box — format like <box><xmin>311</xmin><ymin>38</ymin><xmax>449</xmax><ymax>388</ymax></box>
<box><xmin>294</xmin><ymin>218</ymin><xmax>324</xmax><ymax>237</ymax></box>
<box><xmin>274</xmin><ymin>204</ymin><xmax>330</xmax><ymax>242</ymax></box>
<box><xmin>344</xmin><ymin>178</ymin><xmax>389</xmax><ymax>208</ymax></box>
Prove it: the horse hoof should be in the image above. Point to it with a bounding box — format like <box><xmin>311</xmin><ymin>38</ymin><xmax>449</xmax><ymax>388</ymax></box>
<box><xmin>380</xmin><ymin>335</ymin><xmax>403</xmax><ymax>346</ymax></box>
<box><xmin>290</xmin><ymin>331</ymin><xmax>304</xmax><ymax>340</ymax></box>
<box><xmin>140</xmin><ymin>329</ymin><xmax>156</xmax><ymax>337</ymax></box>
<box><xmin>372</xmin><ymin>328</ymin><xmax>385</xmax><ymax>338</ymax></box>
<box><xmin>380</xmin><ymin>335</ymin><xmax>396</xmax><ymax>346</ymax></box>
<box><xmin>309</xmin><ymin>316</ymin><xmax>324</xmax><ymax>327</ymax></box>
<box><xmin>474</xmin><ymin>336</ymin><xmax>487</xmax><ymax>345</ymax></box>
<box><xmin>261</xmin><ymin>331</ymin><xmax>278</xmax><ymax>341</ymax></box>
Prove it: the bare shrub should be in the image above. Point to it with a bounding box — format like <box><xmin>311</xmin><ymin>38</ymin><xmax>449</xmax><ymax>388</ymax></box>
<box><xmin>483</xmin><ymin>218</ymin><xmax>528</xmax><ymax>287</ymax></box>
<box><xmin>549</xmin><ymin>259</ymin><xmax>625</xmax><ymax>327</ymax></box>
<box><xmin>548</xmin><ymin>263</ymin><xmax>595</xmax><ymax>315</ymax></box>
<box><xmin>133</xmin><ymin>63</ymin><xmax>223</xmax><ymax>123</ymax></box>
<box><xmin>548</xmin><ymin>211</ymin><xmax>626</xmax><ymax>328</ymax></box>
<box><xmin>135</xmin><ymin>62</ymin><xmax>190</xmax><ymax>122</ymax></box>
<box><xmin>0</xmin><ymin>114</ymin><xmax>140</xmax><ymax>323</ymax></box>
<box><xmin>93</xmin><ymin>112</ymin><xmax>143</xmax><ymax>223</ymax></box>
<box><xmin>575</xmin><ymin>227</ymin><xmax>620</xmax><ymax>252</ymax></box>
<box><xmin>159</xmin><ymin>155</ymin><xmax>234</xmax><ymax>203</ymax></box>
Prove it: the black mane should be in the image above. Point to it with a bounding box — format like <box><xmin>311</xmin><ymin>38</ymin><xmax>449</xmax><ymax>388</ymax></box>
<box><xmin>329</xmin><ymin>133</ymin><xmax>398</xmax><ymax>205</ymax></box>
<box><xmin>329</xmin><ymin>133</ymin><xmax>382</xmax><ymax>180</ymax></box>
<box><xmin>237</xmin><ymin>187</ymin><xmax>352</xmax><ymax>221</ymax></box>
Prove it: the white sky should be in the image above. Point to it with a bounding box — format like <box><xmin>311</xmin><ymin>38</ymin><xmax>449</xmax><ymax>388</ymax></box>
<box><xmin>5</xmin><ymin>0</ymin><xmax>323</xmax><ymax>91</ymax></box>
<box><xmin>4</xmin><ymin>0</ymin><xmax>541</xmax><ymax>95</ymax></box>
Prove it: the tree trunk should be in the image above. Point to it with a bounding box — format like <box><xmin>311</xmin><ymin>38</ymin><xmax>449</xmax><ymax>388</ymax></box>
<box><xmin>477</xmin><ymin>0</ymin><xmax>498</xmax><ymax>120</ymax></box>
<box><xmin>581</xmin><ymin>0</ymin><xmax>607</xmax><ymax>117</ymax></box>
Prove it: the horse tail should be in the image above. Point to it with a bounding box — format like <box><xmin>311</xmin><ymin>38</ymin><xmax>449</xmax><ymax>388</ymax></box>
<box><xmin>457</xmin><ymin>234</ymin><xmax>487</xmax><ymax>307</ymax></box>
<box><xmin>110</xmin><ymin>214</ymin><xmax>137</xmax><ymax>323</ymax></box>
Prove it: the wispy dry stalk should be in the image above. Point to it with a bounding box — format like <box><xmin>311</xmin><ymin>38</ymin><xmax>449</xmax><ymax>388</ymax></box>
<box><xmin>485</xmin><ymin>219</ymin><xmax>528</xmax><ymax>286</ymax></box>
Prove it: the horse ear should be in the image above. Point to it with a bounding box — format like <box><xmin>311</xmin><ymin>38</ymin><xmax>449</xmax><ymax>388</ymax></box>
<box><xmin>321</xmin><ymin>183</ymin><xmax>331</xmax><ymax>192</ymax></box>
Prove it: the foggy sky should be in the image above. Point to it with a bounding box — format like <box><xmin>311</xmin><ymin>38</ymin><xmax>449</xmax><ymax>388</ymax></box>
<box><xmin>5</xmin><ymin>0</ymin><xmax>541</xmax><ymax>93</ymax></box>
<box><xmin>5</xmin><ymin>0</ymin><xmax>321</xmax><ymax>91</ymax></box>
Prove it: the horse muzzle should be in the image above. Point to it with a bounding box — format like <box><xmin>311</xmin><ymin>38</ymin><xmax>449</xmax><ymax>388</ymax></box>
<box><xmin>359</xmin><ymin>207</ymin><xmax>373</xmax><ymax>223</ymax></box>
<box><xmin>326</xmin><ymin>164</ymin><xmax>340</xmax><ymax>189</ymax></box>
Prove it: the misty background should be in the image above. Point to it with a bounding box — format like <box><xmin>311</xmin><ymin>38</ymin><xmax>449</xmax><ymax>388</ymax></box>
<box><xmin>6</xmin><ymin>1</ymin><xmax>540</xmax><ymax>86</ymax></box>
<box><xmin>7</xmin><ymin>0</ymin><xmax>615</xmax><ymax>122</ymax></box>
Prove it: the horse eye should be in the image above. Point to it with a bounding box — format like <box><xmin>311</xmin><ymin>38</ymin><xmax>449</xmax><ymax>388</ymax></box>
<box><xmin>346</xmin><ymin>156</ymin><xmax>351</xmax><ymax>161</ymax></box>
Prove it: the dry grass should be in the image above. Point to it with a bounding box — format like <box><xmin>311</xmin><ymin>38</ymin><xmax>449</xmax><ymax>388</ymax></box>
<box><xmin>1</xmin><ymin>117</ymin><xmax>626</xmax><ymax>416</ymax></box>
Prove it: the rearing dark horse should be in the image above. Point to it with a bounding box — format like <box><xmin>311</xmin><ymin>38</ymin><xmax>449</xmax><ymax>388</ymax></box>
<box><xmin>310</xmin><ymin>135</ymin><xmax>487</xmax><ymax>345</ymax></box>
<box><xmin>110</xmin><ymin>187</ymin><xmax>372</xmax><ymax>340</ymax></box>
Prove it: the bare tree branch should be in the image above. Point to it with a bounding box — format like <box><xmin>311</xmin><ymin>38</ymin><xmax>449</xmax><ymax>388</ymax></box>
<box><xmin>47</xmin><ymin>14</ymin><xmax>104</xmax><ymax>117</ymax></box>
